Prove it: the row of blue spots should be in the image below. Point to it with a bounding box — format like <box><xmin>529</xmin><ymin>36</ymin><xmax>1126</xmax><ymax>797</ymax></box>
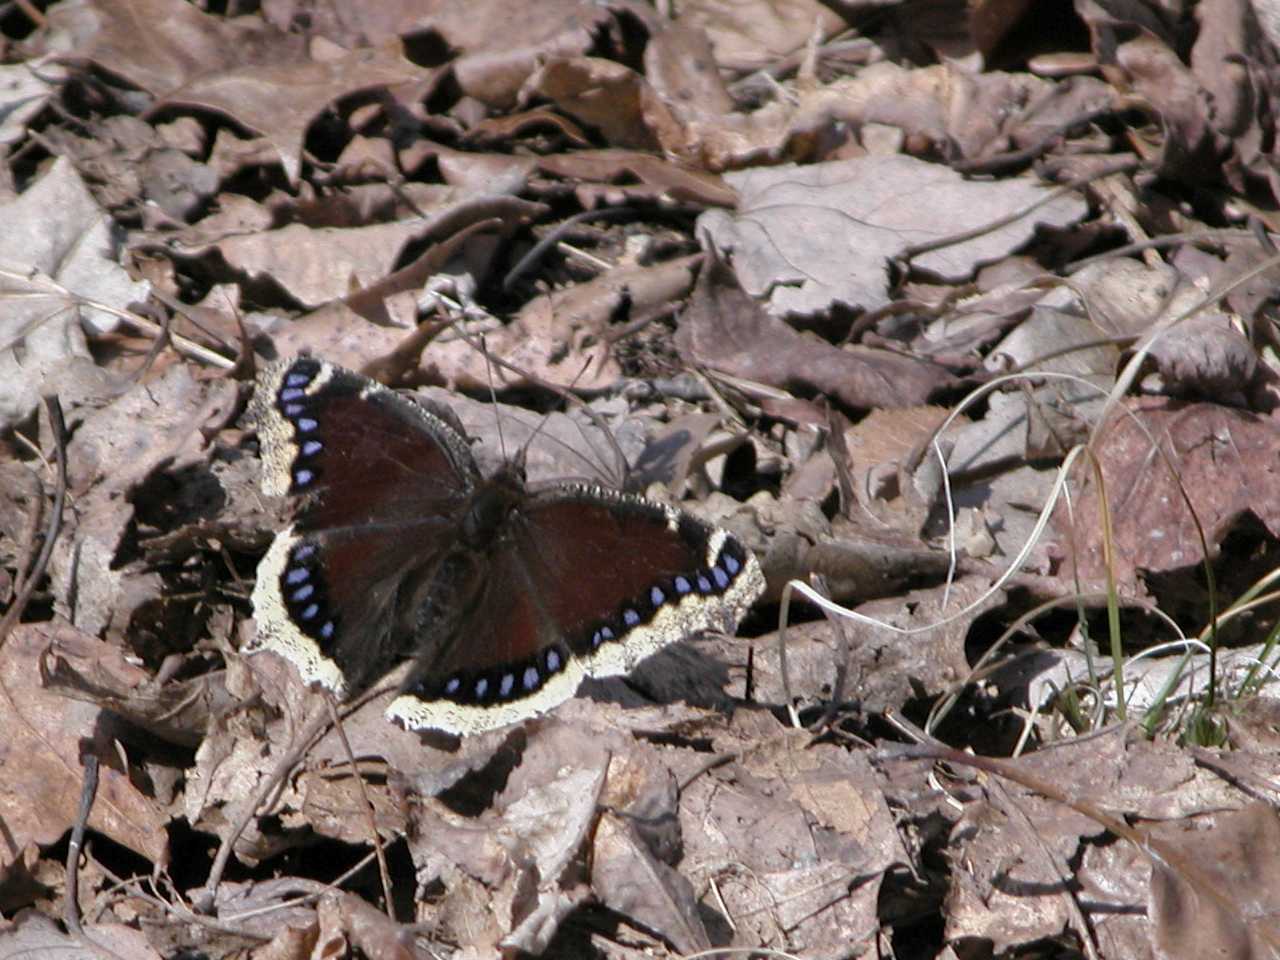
<box><xmin>413</xmin><ymin>545</ymin><xmax>749</xmax><ymax>709</ymax></box>
<box><xmin>279</xmin><ymin>367</ymin><xmax>312</xmax><ymax>419</ymax></box>
<box><xmin>276</xmin><ymin>373</ymin><xmax>325</xmax><ymax>490</ymax></box>
<box><xmin>273</xmin><ymin>366</ymin><xmax>325</xmax><ymax>491</ymax></box>
<box><xmin>587</xmin><ymin>546</ymin><xmax>745</xmax><ymax>650</ymax></box>
<box><xmin>284</xmin><ymin>543</ymin><xmax>335</xmax><ymax>642</ymax></box>
<box><xmin>437</xmin><ymin>644</ymin><xmax>566</xmax><ymax>705</ymax></box>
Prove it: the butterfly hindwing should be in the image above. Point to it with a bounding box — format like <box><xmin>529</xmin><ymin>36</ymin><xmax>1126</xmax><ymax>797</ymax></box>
<box><xmin>386</xmin><ymin>484</ymin><xmax>764</xmax><ymax>734</ymax></box>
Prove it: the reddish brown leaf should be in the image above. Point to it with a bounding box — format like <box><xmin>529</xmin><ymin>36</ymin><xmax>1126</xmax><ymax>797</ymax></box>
<box><xmin>676</xmin><ymin>257</ymin><xmax>954</xmax><ymax>409</ymax></box>
<box><xmin>1054</xmin><ymin>397</ymin><xmax>1280</xmax><ymax>588</ymax></box>
<box><xmin>0</xmin><ymin>624</ymin><xmax>168</xmax><ymax>866</ymax></box>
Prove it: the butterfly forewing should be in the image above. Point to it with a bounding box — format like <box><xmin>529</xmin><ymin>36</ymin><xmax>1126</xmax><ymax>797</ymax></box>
<box><xmin>249</xmin><ymin>358</ymin><xmax>480</xmax><ymax>694</ymax></box>
<box><xmin>251</xmin><ymin>357</ymin><xmax>478</xmax><ymax>527</ymax></box>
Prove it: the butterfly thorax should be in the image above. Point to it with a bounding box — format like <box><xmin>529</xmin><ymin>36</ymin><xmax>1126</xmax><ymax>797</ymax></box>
<box><xmin>460</xmin><ymin>472</ymin><xmax>524</xmax><ymax>549</ymax></box>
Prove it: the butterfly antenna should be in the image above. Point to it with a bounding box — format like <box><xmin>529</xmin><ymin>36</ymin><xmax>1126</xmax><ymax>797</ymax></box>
<box><xmin>448</xmin><ymin>310</ymin><xmax>629</xmax><ymax>486</ymax></box>
<box><xmin>477</xmin><ymin>333</ymin><xmax>511</xmax><ymax>465</ymax></box>
<box><xmin>563</xmin><ymin>356</ymin><xmax>627</xmax><ymax>488</ymax></box>
<box><xmin>516</xmin><ymin>354</ymin><xmax>621</xmax><ymax>486</ymax></box>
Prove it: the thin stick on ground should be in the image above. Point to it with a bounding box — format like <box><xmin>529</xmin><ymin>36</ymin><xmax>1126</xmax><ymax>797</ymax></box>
<box><xmin>194</xmin><ymin>702</ymin><xmax>333</xmax><ymax>914</ymax></box>
<box><xmin>64</xmin><ymin>754</ymin><xmax>99</xmax><ymax>937</ymax></box>
<box><xmin>0</xmin><ymin>396</ymin><xmax>67</xmax><ymax>649</ymax></box>
<box><xmin>325</xmin><ymin>697</ymin><xmax>396</xmax><ymax>918</ymax></box>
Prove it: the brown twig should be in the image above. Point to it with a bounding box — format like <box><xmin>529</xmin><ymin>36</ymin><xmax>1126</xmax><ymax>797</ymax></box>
<box><xmin>64</xmin><ymin>754</ymin><xmax>99</xmax><ymax>937</ymax></box>
<box><xmin>195</xmin><ymin>678</ymin><xmax>397</xmax><ymax>914</ymax></box>
<box><xmin>899</xmin><ymin>157</ymin><xmax>1143</xmax><ymax>263</ymax></box>
<box><xmin>11</xmin><ymin>0</ymin><xmax>45</xmax><ymax>27</ymax></box>
<box><xmin>194</xmin><ymin>702</ymin><xmax>333</xmax><ymax>914</ymax></box>
<box><xmin>952</xmin><ymin>106</ymin><xmax>1116</xmax><ymax>175</ymax></box>
<box><xmin>324</xmin><ymin>697</ymin><xmax>396</xmax><ymax>918</ymax></box>
<box><xmin>502</xmin><ymin>206</ymin><xmax>638</xmax><ymax>293</ymax></box>
<box><xmin>63</xmin><ymin>755</ymin><xmax>131</xmax><ymax>960</ymax></box>
<box><xmin>0</xmin><ymin>397</ymin><xmax>68</xmax><ymax>649</ymax></box>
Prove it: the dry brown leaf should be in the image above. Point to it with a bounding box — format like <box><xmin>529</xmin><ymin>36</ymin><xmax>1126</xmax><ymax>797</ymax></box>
<box><xmin>421</xmin><ymin>255</ymin><xmax>698</xmax><ymax>391</ymax></box>
<box><xmin>0</xmin><ymin>57</ymin><xmax>66</xmax><ymax>147</ymax></box>
<box><xmin>215</xmin><ymin>221</ymin><xmax>440</xmax><ymax>308</ymax></box>
<box><xmin>839</xmin><ymin>575</ymin><xmax>1001</xmax><ymax>712</ymax></box>
<box><xmin>1079</xmin><ymin>0</ymin><xmax>1280</xmax><ymax>206</ymax></box>
<box><xmin>677</xmin><ymin>716</ymin><xmax>901</xmax><ymax>955</ymax></box>
<box><xmin>806</xmin><ymin>62</ymin><xmax>1059</xmax><ymax>162</ymax></box>
<box><xmin>1078</xmin><ymin>839</ymin><xmax>1158</xmax><ymax>960</ymax></box>
<box><xmin>0</xmin><ymin>624</ymin><xmax>169</xmax><ymax>867</ymax></box>
<box><xmin>63</xmin><ymin>361</ymin><xmax>234</xmax><ymax>495</ymax></box>
<box><xmin>989</xmin><ymin>303</ymin><xmax>1120</xmax><ymax>378</ymax></box>
<box><xmin>945</xmin><ymin>784</ymin><xmax>1099</xmax><ymax>950</ymax></box>
<box><xmin>593</xmin><ymin>812</ymin><xmax>710</xmax><ymax>953</ymax></box>
<box><xmin>257</xmin><ymin>302</ymin><xmax>409</xmax><ymax>367</ymax></box>
<box><xmin>429</xmin><ymin>0</ymin><xmax>616</xmax><ymax>109</ymax></box>
<box><xmin>676</xmin><ymin>256</ymin><xmax>955</xmax><ymax>409</ymax></box>
<box><xmin>401</xmin><ymin>721</ymin><xmax>610</xmax><ymax>953</ymax></box>
<box><xmin>323</xmin><ymin>892</ymin><xmax>433</xmax><ymax>960</ymax></box>
<box><xmin>538</xmin><ymin>149</ymin><xmax>737</xmax><ymax>207</ymax></box>
<box><xmin>0</xmin><ymin>157</ymin><xmax>151</xmax><ymax>429</ymax></box>
<box><xmin>159</xmin><ymin>41</ymin><xmax>431</xmax><ymax>185</ymax></box>
<box><xmin>463</xmin><ymin>106</ymin><xmax>593</xmax><ymax>148</ymax></box>
<box><xmin>843</xmin><ymin>405</ymin><xmax>955</xmax><ymax>534</ymax></box>
<box><xmin>642</xmin><ymin>20</ymin><xmax>737</xmax><ymax>164</ymax></box>
<box><xmin>1054</xmin><ymin>397</ymin><xmax>1280</xmax><ymax>589</ymax></box>
<box><xmin>700</xmin><ymin>154</ymin><xmax>1088</xmax><ymax>317</ymax></box>
<box><xmin>645</xmin><ymin>21</ymin><xmax>734</xmax><ymax>118</ymax></box>
<box><xmin>1145</xmin><ymin>313</ymin><xmax>1258</xmax><ymax>400</ymax></box>
<box><xmin>0</xmin><ymin>909</ymin><xmax>162</xmax><ymax>960</ymax></box>
<box><xmin>677</xmin><ymin>0</ymin><xmax>848</xmax><ymax>72</ymax></box>
<box><xmin>47</xmin><ymin>365</ymin><xmax>235</xmax><ymax>644</ymax></box>
<box><xmin>528</xmin><ymin>57</ymin><xmax>662</xmax><ymax>152</ymax></box>
<box><xmin>591</xmin><ymin>742</ymin><xmax>711</xmax><ymax>947</ymax></box>
<box><xmin>49</xmin><ymin>0</ymin><xmax>428</xmax><ymax>184</ymax></box>
<box><xmin>1149</xmin><ymin>804</ymin><xmax>1280</xmax><ymax>959</ymax></box>
<box><xmin>946</xmin><ymin>733</ymin><xmax>1280</xmax><ymax>953</ymax></box>
<box><xmin>41</xmin><ymin>631</ymin><xmax>230</xmax><ymax>750</ymax></box>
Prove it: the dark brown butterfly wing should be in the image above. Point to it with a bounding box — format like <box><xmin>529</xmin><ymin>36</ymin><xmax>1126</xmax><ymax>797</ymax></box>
<box><xmin>249</xmin><ymin>357</ymin><xmax>480</xmax><ymax>695</ymax></box>
<box><xmin>387</xmin><ymin>484</ymin><xmax>764</xmax><ymax>734</ymax></box>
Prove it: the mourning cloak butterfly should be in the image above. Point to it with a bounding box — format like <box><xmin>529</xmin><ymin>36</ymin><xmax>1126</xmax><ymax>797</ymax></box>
<box><xmin>247</xmin><ymin>357</ymin><xmax>765</xmax><ymax>735</ymax></box>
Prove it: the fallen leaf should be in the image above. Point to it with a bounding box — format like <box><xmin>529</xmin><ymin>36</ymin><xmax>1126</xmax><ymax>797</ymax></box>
<box><xmin>678</xmin><ymin>0</ymin><xmax>848</xmax><ymax>72</ymax></box>
<box><xmin>1053</xmin><ymin>397</ymin><xmax>1280</xmax><ymax>589</ymax></box>
<box><xmin>1149</xmin><ymin>804</ymin><xmax>1280</xmax><ymax>959</ymax></box>
<box><xmin>0</xmin><ymin>624</ymin><xmax>168</xmax><ymax>866</ymax></box>
<box><xmin>677</xmin><ymin>715</ymin><xmax>902</xmax><ymax>955</ymax></box>
<box><xmin>676</xmin><ymin>256</ymin><xmax>956</xmax><ymax>409</ymax></box>
<box><xmin>0</xmin><ymin>157</ymin><xmax>151</xmax><ymax>429</ymax></box>
<box><xmin>699</xmin><ymin>154</ymin><xmax>1088</xmax><ymax>317</ymax></box>
<box><xmin>0</xmin><ymin>57</ymin><xmax>66</xmax><ymax>146</ymax></box>
<box><xmin>48</xmin><ymin>0</ymin><xmax>428</xmax><ymax>183</ymax></box>
<box><xmin>0</xmin><ymin>909</ymin><xmax>161</xmax><ymax>960</ymax></box>
<box><xmin>529</xmin><ymin>57</ymin><xmax>661</xmax><ymax>152</ymax></box>
<box><xmin>428</xmin><ymin>0</ymin><xmax>616</xmax><ymax>109</ymax></box>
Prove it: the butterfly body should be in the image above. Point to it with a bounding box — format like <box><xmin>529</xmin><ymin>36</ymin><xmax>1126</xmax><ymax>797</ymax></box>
<box><xmin>248</xmin><ymin>356</ymin><xmax>764</xmax><ymax>735</ymax></box>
